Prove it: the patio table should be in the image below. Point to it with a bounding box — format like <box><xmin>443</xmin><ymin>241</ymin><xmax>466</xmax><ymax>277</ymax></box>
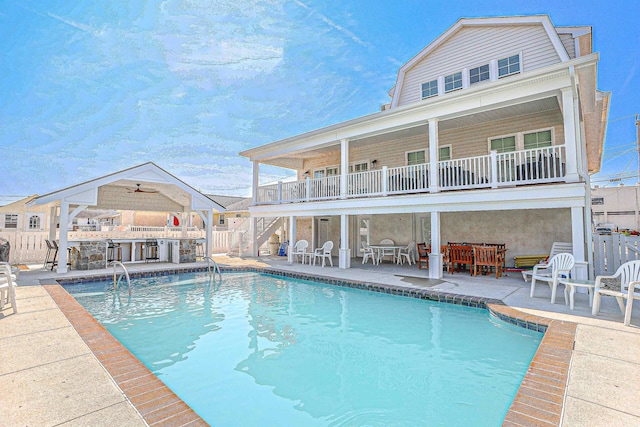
<box><xmin>559</xmin><ymin>278</ymin><xmax>596</xmax><ymax>310</ymax></box>
<box><xmin>369</xmin><ymin>245</ymin><xmax>406</xmax><ymax>264</ymax></box>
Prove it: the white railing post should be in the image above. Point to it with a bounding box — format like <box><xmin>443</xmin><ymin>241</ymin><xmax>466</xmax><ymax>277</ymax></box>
<box><xmin>382</xmin><ymin>166</ymin><xmax>388</xmax><ymax>196</ymax></box>
<box><xmin>490</xmin><ymin>150</ymin><xmax>498</xmax><ymax>188</ymax></box>
<box><xmin>277</xmin><ymin>181</ymin><xmax>282</xmax><ymax>204</ymax></box>
<box><xmin>306</xmin><ymin>177</ymin><xmax>311</xmax><ymax>201</ymax></box>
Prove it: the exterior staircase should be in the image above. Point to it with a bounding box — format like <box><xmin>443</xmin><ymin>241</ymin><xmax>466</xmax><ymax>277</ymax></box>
<box><xmin>228</xmin><ymin>217</ymin><xmax>282</xmax><ymax>257</ymax></box>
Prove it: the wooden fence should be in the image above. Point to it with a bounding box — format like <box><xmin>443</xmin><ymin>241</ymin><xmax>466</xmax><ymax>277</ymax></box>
<box><xmin>593</xmin><ymin>233</ymin><xmax>640</xmax><ymax>276</ymax></box>
<box><xmin>0</xmin><ymin>229</ymin><xmax>233</xmax><ymax>264</ymax></box>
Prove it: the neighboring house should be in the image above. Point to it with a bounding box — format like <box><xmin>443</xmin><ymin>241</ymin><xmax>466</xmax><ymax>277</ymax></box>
<box><xmin>207</xmin><ymin>195</ymin><xmax>251</xmax><ymax>228</ymax></box>
<box><xmin>240</xmin><ymin>15</ymin><xmax>610</xmax><ymax>279</ymax></box>
<box><xmin>591</xmin><ymin>185</ymin><xmax>640</xmax><ymax>231</ymax></box>
<box><xmin>0</xmin><ymin>195</ymin><xmax>52</xmax><ymax>233</ymax></box>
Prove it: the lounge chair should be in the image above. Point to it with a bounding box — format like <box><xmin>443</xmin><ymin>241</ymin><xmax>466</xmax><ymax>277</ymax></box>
<box><xmin>592</xmin><ymin>260</ymin><xmax>640</xmax><ymax>326</ymax></box>
<box><xmin>530</xmin><ymin>252</ymin><xmax>574</xmax><ymax>304</ymax></box>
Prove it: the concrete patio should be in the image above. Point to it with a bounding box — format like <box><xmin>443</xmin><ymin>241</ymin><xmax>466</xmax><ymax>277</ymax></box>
<box><xmin>1</xmin><ymin>256</ymin><xmax>639</xmax><ymax>426</ymax></box>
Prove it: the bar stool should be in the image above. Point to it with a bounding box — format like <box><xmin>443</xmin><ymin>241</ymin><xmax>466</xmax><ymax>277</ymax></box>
<box><xmin>51</xmin><ymin>240</ymin><xmax>72</xmax><ymax>271</ymax></box>
<box><xmin>107</xmin><ymin>240</ymin><xmax>122</xmax><ymax>263</ymax></box>
<box><xmin>196</xmin><ymin>241</ymin><xmax>205</xmax><ymax>259</ymax></box>
<box><xmin>144</xmin><ymin>239</ymin><xmax>159</xmax><ymax>262</ymax></box>
<box><xmin>43</xmin><ymin>239</ymin><xmax>56</xmax><ymax>269</ymax></box>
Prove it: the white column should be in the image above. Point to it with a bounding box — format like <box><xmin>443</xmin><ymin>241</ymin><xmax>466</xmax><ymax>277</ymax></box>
<box><xmin>206</xmin><ymin>209</ymin><xmax>213</xmax><ymax>257</ymax></box>
<box><xmin>428</xmin><ymin>118</ymin><xmax>439</xmax><ymax>193</ymax></box>
<box><xmin>288</xmin><ymin>216</ymin><xmax>297</xmax><ymax>263</ymax></box>
<box><xmin>252</xmin><ymin>161</ymin><xmax>260</xmax><ymax>204</ymax></box>
<box><xmin>340</xmin><ymin>138</ymin><xmax>349</xmax><ymax>199</ymax></box>
<box><xmin>429</xmin><ymin>212</ymin><xmax>442</xmax><ymax>279</ymax></box>
<box><xmin>49</xmin><ymin>205</ymin><xmax>58</xmax><ymax>241</ymax></box>
<box><xmin>250</xmin><ymin>216</ymin><xmax>258</xmax><ymax>257</ymax></box>
<box><xmin>571</xmin><ymin>206</ymin><xmax>588</xmax><ymax>280</ymax></box>
<box><xmin>339</xmin><ymin>214</ymin><xmax>351</xmax><ymax>269</ymax></box>
<box><xmin>561</xmin><ymin>87</ymin><xmax>580</xmax><ymax>182</ymax></box>
<box><xmin>56</xmin><ymin>201</ymin><xmax>70</xmax><ymax>274</ymax></box>
<box><xmin>181</xmin><ymin>211</ymin><xmax>188</xmax><ymax>237</ymax></box>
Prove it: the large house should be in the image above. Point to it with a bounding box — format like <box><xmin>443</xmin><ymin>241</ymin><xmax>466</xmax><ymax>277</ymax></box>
<box><xmin>240</xmin><ymin>15</ymin><xmax>610</xmax><ymax>279</ymax></box>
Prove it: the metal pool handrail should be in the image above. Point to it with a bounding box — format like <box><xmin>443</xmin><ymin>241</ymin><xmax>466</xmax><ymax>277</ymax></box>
<box><xmin>204</xmin><ymin>256</ymin><xmax>222</xmax><ymax>281</ymax></box>
<box><xmin>110</xmin><ymin>261</ymin><xmax>132</xmax><ymax>295</ymax></box>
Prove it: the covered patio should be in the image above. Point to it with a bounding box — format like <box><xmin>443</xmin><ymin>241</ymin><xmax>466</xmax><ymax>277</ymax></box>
<box><xmin>27</xmin><ymin>162</ymin><xmax>224</xmax><ymax>273</ymax></box>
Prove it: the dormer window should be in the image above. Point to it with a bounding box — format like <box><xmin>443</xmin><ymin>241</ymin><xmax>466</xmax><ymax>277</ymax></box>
<box><xmin>498</xmin><ymin>54</ymin><xmax>520</xmax><ymax>78</ymax></box>
<box><xmin>421</xmin><ymin>80</ymin><xmax>438</xmax><ymax>99</ymax></box>
<box><xmin>444</xmin><ymin>72</ymin><xmax>462</xmax><ymax>93</ymax></box>
<box><xmin>470</xmin><ymin>64</ymin><xmax>490</xmax><ymax>85</ymax></box>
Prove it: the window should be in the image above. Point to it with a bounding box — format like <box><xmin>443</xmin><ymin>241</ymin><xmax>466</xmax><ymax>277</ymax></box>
<box><xmin>490</xmin><ymin>136</ymin><xmax>516</xmax><ymax>153</ymax></box>
<box><xmin>421</xmin><ymin>79</ymin><xmax>438</xmax><ymax>99</ymax></box>
<box><xmin>326</xmin><ymin>167</ymin><xmax>339</xmax><ymax>176</ymax></box>
<box><xmin>219</xmin><ymin>214</ymin><xmax>225</xmax><ymax>225</ymax></box>
<box><xmin>349</xmin><ymin>162</ymin><xmax>369</xmax><ymax>173</ymax></box>
<box><xmin>469</xmin><ymin>64</ymin><xmax>490</xmax><ymax>84</ymax></box>
<box><xmin>4</xmin><ymin>214</ymin><xmax>18</xmax><ymax>229</ymax></box>
<box><xmin>523</xmin><ymin>130</ymin><xmax>552</xmax><ymax>150</ymax></box>
<box><xmin>444</xmin><ymin>72</ymin><xmax>462</xmax><ymax>92</ymax></box>
<box><xmin>591</xmin><ymin>197</ymin><xmax>604</xmax><ymax>205</ymax></box>
<box><xmin>406</xmin><ymin>150</ymin><xmax>426</xmax><ymax>166</ymax></box>
<box><xmin>438</xmin><ymin>146</ymin><xmax>452</xmax><ymax>161</ymax></box>
<box><xmin>313</xmin><ymin>166</ymin><xmax>339</xmax><ymax>177</ymax></box>
<box><xmin>28</xmin><ymin>215</ymin><xmax>41</xmax><ymax>230</ymax></box>
<box><xmin>498</xmin><ymin>54</ymin><xmax>520</xmax><ymax>77</ymax></box>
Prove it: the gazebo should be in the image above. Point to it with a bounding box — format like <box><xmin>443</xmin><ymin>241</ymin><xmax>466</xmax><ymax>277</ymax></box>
<box><xmin>28</xmin><ymin>162</ymin><xmax>224</xmax><ymax>273</ymax></box>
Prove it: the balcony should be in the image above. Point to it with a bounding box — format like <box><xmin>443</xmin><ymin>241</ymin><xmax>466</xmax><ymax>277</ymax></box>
<box><xmin>256</xmin><ymin>145</ymin><xmax>567</xmax><ymax>205</ymax></box>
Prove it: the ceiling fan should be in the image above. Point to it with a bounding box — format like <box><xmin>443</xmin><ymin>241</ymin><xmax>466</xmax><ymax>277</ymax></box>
<box><xmin>127</xmin><ymin>184</ymin><xmax>159</xmax><ymax>194</ymax></box>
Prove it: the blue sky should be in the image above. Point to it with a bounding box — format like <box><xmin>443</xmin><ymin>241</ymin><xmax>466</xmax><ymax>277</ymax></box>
<box><xmin>1</xmin><ymin>0</ymin><xmax>638</xmax><ymax>205</ymax></box>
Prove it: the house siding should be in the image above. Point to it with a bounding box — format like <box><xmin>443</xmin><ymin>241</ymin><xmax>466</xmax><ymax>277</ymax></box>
<box><xmin>301</xmin><ymin>109</ymin><xmax>564</xmax><ymax>172</ymax></box>
<box><xmin>397</xmin><ymin>24</ymin><xmax>562</xmax><ymax>107</ymax></box>
<box><xmin>558</xmin><ymin>33</ymin><xmax>576</xmax><ymax>59</ymax></box>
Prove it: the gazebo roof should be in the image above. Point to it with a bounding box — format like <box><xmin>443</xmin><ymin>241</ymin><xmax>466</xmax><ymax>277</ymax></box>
<box><xmin>28</xmin><ymin>162</ymin><xmax>224</xmax><ymax>213</ymax></box>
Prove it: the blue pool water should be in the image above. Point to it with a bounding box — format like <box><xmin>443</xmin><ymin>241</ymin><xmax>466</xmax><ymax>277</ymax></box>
<box><xmin>65</xmin><ymin>271</ymin><xmax>542</xmax><ymax>426</ymax></box>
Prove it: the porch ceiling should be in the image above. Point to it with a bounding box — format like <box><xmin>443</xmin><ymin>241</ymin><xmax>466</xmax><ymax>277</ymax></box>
<box><xmin>96</xmin><ymin>180</ymin><xmax>193</xmax><ymax>211</ymax></box>
<box><xmin>259</xmin><ymin>96</ymin><xmax>561</xmax><ymax>168</ymax></box>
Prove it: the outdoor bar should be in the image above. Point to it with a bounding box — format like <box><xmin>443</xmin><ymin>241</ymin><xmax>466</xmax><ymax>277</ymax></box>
<box><xmin>69</xmin><ymin>237</ymin><xmax>200</xmax><ymax>270</ymax></box>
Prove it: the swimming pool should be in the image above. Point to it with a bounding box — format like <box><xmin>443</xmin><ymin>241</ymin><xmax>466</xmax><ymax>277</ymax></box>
<box><xmin>65</xmin><ymin>271</ymin><xmax>542</xmax><ymax>426</ymax></box>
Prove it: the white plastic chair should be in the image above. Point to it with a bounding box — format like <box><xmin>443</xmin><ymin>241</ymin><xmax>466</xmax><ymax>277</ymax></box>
<box><xmin>361</xmin><ymin>242</ymin><xmax>377</xmax><ymax>265</ymax></box>
<box><xmin>377</xmin><ymin>238</ymin><xmax>396</xmax><ymax>263</ymax></box>
<box><xmin>290</xmin><ymin>240</ymin><xmax>309</xmax><ymax>264</ymax></box>
<box><xmin>0</xmin><ymin>262</ymin><xmax>18</xmax><ymax>314</ymax></box>
<box><xmin>397</xmin><ymin>241</ymin><xmax>415</xmax><ymax>265</ymax></box>
<box><xmin>313</xmin><ymin>241</ymin><xmax>334</xmax><ymax>267</ymax></box>
<box><xmin>530</xmin><ymin>252</ymin><xmax>574</xmax><ymax>304</ymax></box>
<box><xmin>522</xmin><ymin>242</ymin><xmax>573</xmax><ymax>282</ymax></box>
<box><xmin>592</xmin><ymin>260</ymin><xmax>640</xmax><ymax>326</ymax></box>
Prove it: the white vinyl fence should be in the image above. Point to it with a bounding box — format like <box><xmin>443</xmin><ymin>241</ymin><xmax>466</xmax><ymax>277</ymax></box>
<box><xmin>593</xmin><ymin>233</ymin><xmax>640</xmax><ymax>276</ymax></box>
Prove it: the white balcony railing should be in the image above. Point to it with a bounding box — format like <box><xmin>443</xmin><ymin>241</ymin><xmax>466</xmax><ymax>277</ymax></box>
<box><xmin>256</xmin><ymin>145</ymin><xmax>567</xmax><ymax>205</ymax></box>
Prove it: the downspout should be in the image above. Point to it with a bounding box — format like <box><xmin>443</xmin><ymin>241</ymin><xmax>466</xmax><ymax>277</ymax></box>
<box><xmin>570</xmin><ymin>66</ymin><xmax>594</xmax><ymax>279</ymax></box>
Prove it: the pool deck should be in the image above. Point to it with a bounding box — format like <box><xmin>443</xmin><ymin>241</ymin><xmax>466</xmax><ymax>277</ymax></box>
<box><xmin>1</xmin><ymin>255</ymin><xmax>639</xmax><ymax>426</ymax></box>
